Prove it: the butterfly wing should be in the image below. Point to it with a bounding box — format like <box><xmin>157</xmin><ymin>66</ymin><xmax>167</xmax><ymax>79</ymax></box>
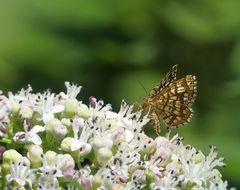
<box><xmin>149</xmin><ymin>65</ymin><xmax>178</xmax><ymax>98</ymax></box>
<box><xmin>152</xmin><ymin>75</ymin><xmax>197</xmax><ymax>128</ymax></box>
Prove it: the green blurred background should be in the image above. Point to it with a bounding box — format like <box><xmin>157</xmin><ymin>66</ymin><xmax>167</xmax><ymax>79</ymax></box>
<box><xmin>0</xmin><ymin>0</ymin><xmax>239</xmax><ymax>187</ymax></box>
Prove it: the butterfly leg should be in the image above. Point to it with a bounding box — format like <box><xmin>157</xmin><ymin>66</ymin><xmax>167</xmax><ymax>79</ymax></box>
<box><xmin>149</xmin><ymin>111</ymin><xmax>161</xmax><ymax>134</ymax></box>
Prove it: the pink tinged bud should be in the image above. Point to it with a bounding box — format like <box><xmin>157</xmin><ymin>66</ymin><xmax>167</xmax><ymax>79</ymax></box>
<box><xmin>166</xmin><ymin>162</ymin><xmax>178</xmax><ymax>172</ymax></box>
<box><xmin>155</xmin><ymin>136</ymin><xmax>172</xmax><ymax>148</ymax></box>
<box><xmin>64</xmin><ymin>167</ymin><xmax>78</xmax><ymax>180</ymax></box>
<box><xmin>0</xmin><ymin>145</ymin><xmax>6</xmax><ymax>160</ymax></box>
<box><xmin>62</xmin><ymin>154</ymin><xmax>78</xmax><ymax>179</ymax></box>
<box><xmin>61</xmin><ymin>155</ymin><xmax>75</xmax><ymax>173</ymax></box>
<box><xmin>111</xmin><ymin>128</ymin><xmax>125</xmax><ymax>144</ymax></box>
<box><xmin>0</xmin><ymin>126</ymin><xmax>7</xmax><ymax>134</ymax></box>
<box><xmin>0</xmin><ymin>145</ymin><xmax>6</xmax><ymax>153</ymax></box>
<box><xmin>89</xmin><ymin>96</ymin><xmax>96</xmax><ymax>108</ymax></box>
<box><xmin>60</xmin><ymin>154</ymin><xmax>78</xmax><ymax>179</ymax></box>
<box><xmin>157</xmin><ymin>147</ymin><xmax>172</xmax><ymax>160</ymax></box>
<box><xmin>81</xmin><ymin>176</ymin><xmax>92</xmax><ymax>188</ymax></box>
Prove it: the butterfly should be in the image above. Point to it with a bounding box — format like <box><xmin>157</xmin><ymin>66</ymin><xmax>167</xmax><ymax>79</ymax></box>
<box><xmin>142</xmin><ymin>65</ymin><xmax>197</xmax><ymax>133</ymax></box>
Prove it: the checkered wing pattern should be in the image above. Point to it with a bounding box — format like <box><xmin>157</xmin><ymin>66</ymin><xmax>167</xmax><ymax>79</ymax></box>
<box><xmin>149</xmin><ymin>65</ymin><xmax>178</xmax><ymax>98</ymax></box>
<box><xmin>143</xmin><ymin>65</ymin><xmax>197</xmax><ymax>133</ymax></box>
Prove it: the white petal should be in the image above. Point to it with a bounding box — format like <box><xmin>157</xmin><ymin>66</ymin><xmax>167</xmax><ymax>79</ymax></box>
<box><xmin>30</xmin><ymin>125</ymin><xmax>45</xmax><ymax>133</ymax></box>
<box><xmin>52</xmin><ymin>105</ymin><xmax>64</xmax><ymax>113</ymax></box>
<box><xmin>122</xmin><ymin>118</ymin><xmax>132</xmax><ymax>128</ymax></box>
<box><xmin>59</xmin><ymin>92</ymin><xmax>68</xmax><ymax>99</ymax></box>
<box><xmin>125</xmin><ymin>129</ymin><xmax>134</xmax><ymax>142</ymax></box>
<box><xmin>30</xmin><ymin>134</ymin><xmax>42</xmax><ymax>145</ymax></box>
<box><xmin>71</xmin><ymin>139</ymin><xmax>83</xmax><ymax>151</ymax></box>
<box><xmin>105</xmin><ymin>111</ymin><xmax>118</xmax><ymax>119</ymax></box>
<box><xmin>43</xmin><ymin>113</ymin><xmax>54</xmax><ymax>124</ymax></box>
<box><xmin>83</xmin><ymin>144</ymin><xmax>92</xmax><ymax>153</ymax></box>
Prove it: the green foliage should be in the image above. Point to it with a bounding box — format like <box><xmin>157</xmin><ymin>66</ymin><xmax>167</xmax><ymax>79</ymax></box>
<box><xmin>0</xmin><ymin>0</ymin><xmax>240</xmax><ymax>187</ymax></box>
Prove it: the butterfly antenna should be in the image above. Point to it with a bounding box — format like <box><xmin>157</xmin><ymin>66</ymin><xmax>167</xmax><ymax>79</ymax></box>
<box><xmin>137</xmin><ymin>80</ymin><xmax>148</xmax><ymax>96</ymax></box>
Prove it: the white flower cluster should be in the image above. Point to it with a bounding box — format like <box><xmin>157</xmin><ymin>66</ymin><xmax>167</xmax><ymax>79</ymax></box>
<box><xmin>0</xmin><ymin>82</ymin><xmax>232</xmax><ymax>190</ymax></box>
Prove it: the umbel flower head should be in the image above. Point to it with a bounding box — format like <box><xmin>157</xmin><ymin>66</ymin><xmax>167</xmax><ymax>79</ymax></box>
<box><xmin>0</xmin><ymin>82</ymin><xmax>233</xmax><ymax>190</ymax></box>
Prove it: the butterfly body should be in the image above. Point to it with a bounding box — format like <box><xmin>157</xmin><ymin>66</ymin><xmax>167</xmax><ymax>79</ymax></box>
<box><xmin>142</xmin><ymin>65</ymin><xmax>197</xmax><ymax>133</ymax></box>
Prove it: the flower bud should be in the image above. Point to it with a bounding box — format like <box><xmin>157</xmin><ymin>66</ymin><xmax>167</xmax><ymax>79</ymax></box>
<box><xmin>46</xmin><ymin>118</ymin><xmax>61</xmax><ymax>132</ymax></box>
<box><xmin>77</xmin><ymin>104</ymin><xmax>90</xmax><ymax>119</ymax></box>
<box><xmin>64</xmin><ymin>167</ymin><xmax>78</xmax><ymax>180</ymax></box>
<box><xmin>158</xmin><ymin>147</ymin><xmax>172</xmax><ymax>159</ymax></box>
<box><xmin>0</xmin><ymin>145</ymin><xmax>6</xmax><ymax>160</ymax></box>
<box><xmin>45</xmin><ymin>151</ymin><xmax>57</xmax><ymax>163</ymax></box>
<box><xmin>61</xmin><ymin>137</ymin><xmax>72</xmax><ymax>152</ymax></box>
<box><xmin>65</xmin><ymin>99</ymin><xmax>78</xmax><ymax>117</ymax></box>
<box><xmin>27</xmin><ymin>145</ymin><xmax>43</xmax><ymax>166</ymax></box>
<box><xmin>111</xmin><ymin>128</ymin><xmax>125</xmax><ymax>145</ymax></box>
<box><xmin>52</xmin><ymin>122</ymin><xmax>67</xmax><ymax>140</ymax></box>
<box><xmin>81</xmin><ymin>176</ymin><xmax>93</xmax><ymax>189</ymax></box>
<box><xmin>2</xmin><ymin>149</ymin><xmax>22</xmax><ymax>173</ymax></box>
<box><xmin>3</xmin><ymin>149</ymin><xmax>22</xmax><ymax>163</ymax></box>
<box><xmin>92</xmin><ymin>175</ymin><xmax>102</xmax><ymax>189</ymax></box>
<box><xmin>61</xmin><ymin>118</ymin><xmax>71</xmax><ymax>128</ymax></box>
<box><xmin>96</xmin><ymin>148</ymin><xmax>112</xmax><ymax>166</ymax></box>
<box><xmin>93</xmin><ymin>137</ymin><xmax>113</xmax><ymax>150</ymax></box>
<box><xmin>20</xmin><ymin>105</ymin><xmax>33</xmax><ymax>119</ymax></box>
<box><xmin>63</xmin><ymin>157</ymin><xmax>78</xmax><ymax>180</ymax></box>
<box><xmin>11</xmin><ymin>102</ymin><xmax>20</xmax><ymax>114</ymax></box>
<box><xmin>56</xmin><ymin>154</ymin><xmax>74</xmax><ymax>172</ymax></box>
